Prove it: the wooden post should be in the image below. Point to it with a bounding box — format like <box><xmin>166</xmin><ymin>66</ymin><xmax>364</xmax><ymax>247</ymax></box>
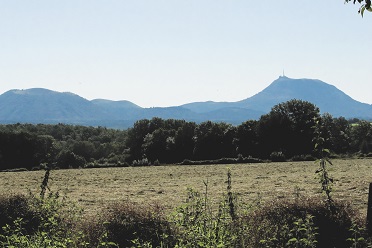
<box><xmin>367</xmin><ymin>183</ymin><xmax>372</xmax><ymax>234</ymax></box>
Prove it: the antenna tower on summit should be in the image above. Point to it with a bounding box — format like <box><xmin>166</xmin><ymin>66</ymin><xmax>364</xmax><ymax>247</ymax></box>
<box><xmin>282</xmin><ymin>69</ymin><xmax>285</xmax><ymax>77</ymax></box>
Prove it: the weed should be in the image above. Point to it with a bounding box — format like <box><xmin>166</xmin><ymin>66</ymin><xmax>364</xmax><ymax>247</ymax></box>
<box><xmin>286</xmin><ymin>214</ymin><xmax>318</xmax><ymax>248</ymax></box>
<box><xmin>347</xmin><ymin>222</ymin><xmax>371</xmax><ymax>248</ymax></box>
<box><xmin>171</xmin><ymin>169</ymin><xmax>241</xmax><ymax>247</ymax></box>
<box><xmin>40</xmin><ymin>166</ymin><xmax>51</xmax><ymax>199</ymax></box>
<box><xmin>226</xmin><ymin>168</ymin><xmax>236</xmax><ymax>220</ymax></box>
<box><xmin>313</xmin><ymin>116</ymin><xmax>334</xmax><ymax>208</ymax></box>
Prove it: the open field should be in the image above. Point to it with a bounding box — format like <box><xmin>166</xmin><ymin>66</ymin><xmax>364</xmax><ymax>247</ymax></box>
<box><xmin>1</xmin><ymin>158</ymin><xmax>372</xmax><ymax>216</ymax></box>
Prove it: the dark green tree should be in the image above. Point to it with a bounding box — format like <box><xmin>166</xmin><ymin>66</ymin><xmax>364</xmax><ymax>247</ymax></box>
<box><xmin>142</xmin><ymin>128</ymin><xmax>173</xmax><ymax>163</ymax></box>
<box><xmin>71</xmin><ymin>141</ymin><xmax>96</xmax><ymax>161</ymax></box>
<box><xmin>55</xmin><ymin>150</ymin><xmax>86</xmax><ymax>169</ymax></box>
<box><xmin>235</xmin><ymin>120</ymin><xmax>259</xmax><ymax>157</ymax></box>
<box><xmin>332</xmin><ymin>117</ymin><xmax>351</xmax><ymax>154</ymax></box>
<box><xmin>193</xmin><ymin>121</ymin><xmax>237</xmax><ymax>160</ymax></box>
<box><xmin>126</xmin><ymin>119</ymin><xmax>152</xmax><ymax>162</ymax></box>
<box><xmin>0</xmin><ymin>131</ymin><xmax>49</xmax><ymax>170</ymax></box>
<box><xmin>257</xmin><ymin>99</ymin><xmax>320</xmax><ymax>158</ymax></box>
<box><xmin>172</xmin><ymin>122</ymin><xmax>197</xmax><ymax>162</ymax></box>
<box><xmin>350</xmin><ymin>120</ymin><xmax>372</xmax><ymax>154</ymax></box>
<box><xmin>126</xmin><ymin>118</ymin><xmax>189</xmax><ymax>163</ymax></box>
<box><xmin>34</xmin><ymin>135</ymin><xmax>58</xmax><ymax>165</ymax></box>
<box><xmin>320</xmin><ymin>113</ymin><xmax>351</xmax><ymax>154</ymax></box>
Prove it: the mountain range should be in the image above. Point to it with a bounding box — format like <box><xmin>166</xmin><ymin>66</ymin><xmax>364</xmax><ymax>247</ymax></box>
<box><xmin>0</xmin><ymin>76</ymin><xmax>371</xmax><ymax>129</ymax></box>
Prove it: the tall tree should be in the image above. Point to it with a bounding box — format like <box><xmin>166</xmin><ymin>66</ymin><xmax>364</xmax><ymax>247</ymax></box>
<box><xmin>126</xmin><ymin>119</ymin><xmax>152</xmax><ymax>162</ymax></box>
<box><xmin>320</xmin><ymin>113</ymin><xmax>351</xmax><ymax>154</ymax></box>
<box><xmin>235</xmin><ymin>120</ymin><xmax>259</xmax><ymax>157</ymax></box>
<box><xmin>142</xmin><ymin>128</ymin><xmax>173</xmax><ymax>163</ymax></box>
<box><xmin>350</xmin><ymin>120</ymin><xmax>372</xmax><ymax>154</ymax></box>
<box><xmin>172</xmin><ymin>122</ymin><xmax>197</xmax><ymax>162</ymax></box>
<box><xmin>193</xmin><ymin>121</ymin><xmax>236</xmax><ymax>160</ymax></box>
<box><xmin>257</xmin><ymin>99</ymin><xmax>320</xmax><ymax>158</ymax></box>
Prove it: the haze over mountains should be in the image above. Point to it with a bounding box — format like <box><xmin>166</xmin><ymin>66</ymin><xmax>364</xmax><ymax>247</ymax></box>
<box><xmin>0</xmin><ymin>76</ymin><xmax>371</xmax><ymax>129</ymax></box>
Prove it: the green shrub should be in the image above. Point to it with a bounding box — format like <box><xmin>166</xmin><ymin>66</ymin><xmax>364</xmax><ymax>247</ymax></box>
<box><xmin>179</xmin><ymin>156</ymin><xmax>262</xmax><ymax>165</ymax></box>
<box><xmin>154</xmin><ymin>159</ymin><xmax>161</xmax><ymax>166</ymax></box>
<box><xmin>170</xmin><ymin>169</ymin><xmax>246</xmax><ymax>248</ymax></box>
<box><xmin>0</xmin><ymin>192</ymin><xmax>88</xmax><ymax>248</ymax></box>
<box><xmin>0</xmin><ymin>193</ymin><xmax>37</xmax><ymax>236</ymax></box>
<box><xmin>291</xmin><ymin>154</ymin><xmax>316</xmax><ymax>161</ymax></box>
<box><xmin>132</xmin><ymin>158</ymin><xmax>151</xmax><ymax>166</ymax></box>
<box><xmin>242</xmin><ymin>197</ymin><xmax>363</xmax><ymax>248</ymax></box>
<box><xmin>86</xmin><ymin>201</ymin><xmax>175</xmax><ymax>248</ymax></box>
<box><xmin>269</xmin><ymin>151</ymin><xmax>286</xmax><ymax>162</ymax></box>
<box><xmin>171</xmin><ymin>187</ymin><xmax>240</xmax><ymax>248</ymax></box>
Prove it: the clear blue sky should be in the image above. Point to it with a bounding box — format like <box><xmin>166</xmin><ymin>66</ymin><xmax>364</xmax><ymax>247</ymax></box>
<box><xmin>0</xmin><ymin>1</ymin><xmax>371</xmax><ymax>107</ymax></box>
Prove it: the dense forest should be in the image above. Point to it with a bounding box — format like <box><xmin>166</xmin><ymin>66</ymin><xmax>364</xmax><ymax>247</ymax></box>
<box><xmin>0</xmin><ymin>99</ymin><xmax>371</xmax><ymax>171</ymax></box>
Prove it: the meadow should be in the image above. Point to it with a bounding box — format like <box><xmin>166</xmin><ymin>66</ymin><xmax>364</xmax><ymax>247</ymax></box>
<box><xmin>1</xmin><ymin>158</ymin><xmax>371</xmax><ymax>216</ymax></box>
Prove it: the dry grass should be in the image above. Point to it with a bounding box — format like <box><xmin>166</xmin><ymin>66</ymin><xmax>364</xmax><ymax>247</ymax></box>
<box><xmin>1</xmin><ymin>158</ymin><xmax>372</xmax><ymax>216</ymax></box>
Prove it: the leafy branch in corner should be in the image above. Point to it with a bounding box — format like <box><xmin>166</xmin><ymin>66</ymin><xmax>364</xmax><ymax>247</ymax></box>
<box><xmin>345</xmin><ymin>0</ymin><xmax>372</xmax><ymax>16</ymax></box>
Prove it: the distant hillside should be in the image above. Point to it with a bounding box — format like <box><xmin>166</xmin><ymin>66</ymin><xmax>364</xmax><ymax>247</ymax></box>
<box><xmin>0</xmin><ymin>88</ymin><xmax>108</xmax><ymax>122</ymax></box>
<box><xmin>234</xmin><ymin>76</ymin><xmax>372</xmax><ymax>118</ymax></box>
<box><xmin>91</xmin><ymin>99</ymin><xmax>142</xmax><ymax>120</ymax></box>
<box><xmin>0</xmin><ymin>77</ymin><xmax>371</xmax><ymax>129</ymax></box>
<box><xmin>182</xmin><ymin>76</ymin><xmax>372</xmax><ymax>119</ymax></box>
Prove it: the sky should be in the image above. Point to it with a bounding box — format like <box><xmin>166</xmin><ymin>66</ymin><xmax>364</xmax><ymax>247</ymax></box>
<box><xmin>0</xmin><ymin>1</ymin><xmax>371</xmax><ymax>108</ymax></box>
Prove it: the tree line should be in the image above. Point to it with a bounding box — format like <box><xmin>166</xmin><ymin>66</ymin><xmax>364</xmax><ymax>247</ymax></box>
<box><xmin>0</xmin><ymin>124</ymin><xmax>127</xmax><ymax>170</ymax></box>
<box><xmin>0</xmin><ymin>99</ymin><xmax>371</xmax><ymax>171</ymax></box>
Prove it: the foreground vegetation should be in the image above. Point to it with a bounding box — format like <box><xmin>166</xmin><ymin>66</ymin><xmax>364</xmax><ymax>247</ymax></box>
<box><xmin>1</xmin><ymin>158</ymin><xmax>372</xmax><ymax>247</ymax></box>
<box><xmin>0</xmin><ymin>191</ymin><xmax>366</xmax><ymax>247</ymax></box>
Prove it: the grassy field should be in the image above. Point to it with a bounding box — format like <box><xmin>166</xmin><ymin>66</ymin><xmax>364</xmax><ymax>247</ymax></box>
<box><xmin>1</xmin><ymin>158</ymin><xmax>372</xmax><ymax>216</ymax></box>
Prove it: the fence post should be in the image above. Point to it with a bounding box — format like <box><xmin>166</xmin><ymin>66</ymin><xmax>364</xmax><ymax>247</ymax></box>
<box><xmin>367</xmin><ymin>183</ymin><xmax>372</xmax><ymax>234</ymax></box>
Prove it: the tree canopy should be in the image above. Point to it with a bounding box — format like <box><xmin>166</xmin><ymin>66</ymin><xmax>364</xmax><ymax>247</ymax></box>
<box><xmin>0</xmin><ymin>100</ymin><xmax>371</xmax><ymax>170</ymax></box>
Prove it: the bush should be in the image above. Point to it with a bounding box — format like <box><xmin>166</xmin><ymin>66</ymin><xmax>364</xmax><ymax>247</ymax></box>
<box><xmin>179</xmin><ymin>156</ymin><xmax>262</xmax><ymax>165</ymax></box>
<box><xmin>84</xmin><ymin>201</ymin><xmax>175</xmax><ymax>248</ymax></box>
<box><xmin>0</xmin><ymin>168</ymin><xmax>29</xmax><ymax>172</ymax></box>
<box><xmin>242</xmin><ymin>197</ymin><xmax>363</xmax><ymax>248</ymax></box>
<box><xmin>154</xmin><ymin>159</ymin><xmax>160</xmax><ymax>166</ymax></box>
<box><xmin>132</xmin><ymin>158</ymin><xmax>151</xmax><ymax>166</ymax></box>
<box><xmin>56</xmin><ymin>150</ymin><xmax>86</xmax><ymax>169</ymax></box>
<box><xmin>270</xmin><ymin>151</ymin><xmax>286</xmax><ymax>162</ymax></box>
<box><xmin>0</xmin><ymin>193</ymin><xmax>37</xmax><ymax>236</ymax></box>
<box><xmin>0</xmin><ymin>192</ymin><xmax>87</xmax><ymax>247</ymax></box>
<box><xmin>291</xmin><ymin>154</ymin><xmax>316</xmax><ymax>161</ymax></box>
